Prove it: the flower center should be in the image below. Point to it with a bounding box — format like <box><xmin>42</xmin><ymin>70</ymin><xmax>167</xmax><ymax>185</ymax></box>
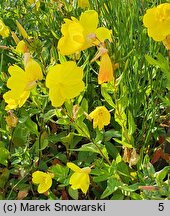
<box><xmin>86</xmin><ymin>33</ymin><xmax>96</xmax><ymax>43</ymax></box>
<box><xmin>25</xmin><ymin>80</ymin><xmax>37</xmax><ymax>90</ymax></box>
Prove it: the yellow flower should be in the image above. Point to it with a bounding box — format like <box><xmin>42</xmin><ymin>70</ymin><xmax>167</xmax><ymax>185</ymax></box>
<box><xmin>143</xmin><ymin>3</ymin><xmax>170</xmax><ymax>41</ymax></box>
<box><xmin>89</xmin><ymin>106</ymin><xmax>111</xmax><ymax>130</ymax></box>
<box><xmin>67</xmin><ymin>162</ymin><xmax>91</xmax><ymax>194</ymax></box>
<box><xmin>58</xmin><ymin>10</ymin><xmax>112</xmax><ymax>55</ymax></box>
<box><xmin>0</xmin><ymin>20</ymin><xmax>10</xmax><ymax>38</ymax></box>
<box><xmin>78</xmin><ymin>0</ymin><xmax>90</xmax><ymax>9</ymax></box>
<box><xmin>3</xmin><ymin>59</ymin><xmax>43</xmax><ymax>110</ymax></box>
<box><xmin>27</xmin><ymin>0</ymin><xmax>40</xmax><ymax>11</ymax></box>
<box><xmin>46</xmin><ymin>61</ymin><xmax>85</xmax><ymax>107</ymax></box>
<box><xmin>32</xmin><ymin>171</ymin><xmax>53</xmax><ymax>194</ymax></box>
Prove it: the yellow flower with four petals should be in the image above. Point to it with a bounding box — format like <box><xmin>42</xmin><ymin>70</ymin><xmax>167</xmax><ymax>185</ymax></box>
<box><xmin>67</xmin><ymin>162</ymin><xmax>91</xmax><ymax>194</ymax></box>
<box><xmin>143</xmin><ymin>3</ymin><xmax>170</xmax><ymax>41</ymax></box>
<box><xmin>46</xmin><ymin>61</ymin><xmax>85</xmax><ymax>107</ymax></box>
<box><xmin>3</xmin><ymin>59</ymin><xmax>43</xmax><ymax>110</ymax></box>
<box><xmin>58</xmin><ymin>10</ymin><xmax>112</xmax><ymax>55</ymax></box>
<box><xmin>89</xmin><ymin>106</ymin><xmax>111</xmax><ymax>130</ymax></box>
<box><xmin>32</xmin><ymin>171</ymin><xmax>53</xmax><ymax>194</ymax></box>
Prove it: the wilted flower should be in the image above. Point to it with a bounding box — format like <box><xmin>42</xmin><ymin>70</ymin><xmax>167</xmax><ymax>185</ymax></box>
<box><xmin>3</xmin><ymin>59</ymin><xmax>43</xmax><ymax>110</ymax></box>
<box><xmin>98</xmin><ymin>52</ymin><xmax>113</xmax><ymax>84</ymax></box>
<box><xmin>143</xmin><ymin>3</ymin><xmax>170</xmax><ymax>41</ymax></box>
<box><xmin>163</xmin><ymin>34</ymin><xmax>170</xmax><ymax>50</ymax></box>
<box><xmin>5</xmin><ymin>111</ymin><xmax>18</xmax><ymax>128</ymax></box>
<box><xmin>67</xmin><ymin>162</ymin><xmax>91</xmax><ymax>194</ymax></box>
<box><xmin>89</xmin><ymin>106</ymin><xmax>111</xmax><ymax>130</ymax></box>
<box><xmin>32</xmin><ymin>171</ymin><xmax>53</xmax><ymax>194</ymax></box>
<box><xmin>78</xmin><ymin>0</ymin><xmax>90</xmax><ymax>9</ymax></box>
<box><xmin>123</xmin><ymin>147</ymin><xmax>139</xmax><ymax>168</ymax></box>
<box><xmin>0</xmin><ymin>20</ymin><xmax>10</xmax><ymax>38</ymax></box>
<box><xmin>58</xmin><ymin>10</ymin><xmax>112</xmax><ymax>55</ymax></box>
<box><xmin>46</xmin><ymin>61</ymin><xmax>85</xmax><ymax>107</ymax></box>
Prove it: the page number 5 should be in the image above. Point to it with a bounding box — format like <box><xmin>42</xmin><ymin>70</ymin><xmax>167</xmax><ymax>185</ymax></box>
<box><xmin>158</xmin><ymin>203</ymin><xmax>164</xmax><ymax>211</ymax></box>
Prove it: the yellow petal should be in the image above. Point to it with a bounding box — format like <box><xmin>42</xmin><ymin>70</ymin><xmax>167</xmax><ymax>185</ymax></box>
<box><xmin>37</xmin><ymin>176</ymin><xmax>52</xmax><ymax>194</ymax></box>
<box><xmin>79</xmin><ymin>173</ymin><xmax>90</xmax><ymax>194</ymax></box>
<box><xmin>32</xmin><ymin>171</ymin><xmax>52</xmax><ymax>194</ymax></box>
<box><xmin>143</xmin><ymin>7</ymin><xmax>158</xmax><ymax>28</ymax></box>
<box><xmin>58</xmin><ymin>20</ymin><xmax>84</xmax><ymax>55</ymax></box>
<box><xmin>67</xmin><ymin>162</ymin><xmax>81</xmax><ymax>172</ymax></box>
<box><xmin>70</xmin><ymin>172</ymin><xmax>90</xmax><ymax>194</ymax></box>
<box><xmin>7</xmin><ymin>65</ymin><xmax>27</xmax><ymax>95</ymax></box>
<box><xmin>48</xmin><ymin>86</ymin><xmax>65</xmax><ymax>107</ymax></box>
<box><xmin>95</xmin><ymin>27</ymin><xmax>112</xmax><ymax>43</ymax></box>
<box><xmin>32</xmin><ymin>171</ymin><xmax>45</xmax><ymax>184</ymax></box>
<box><xmin>3</xmin><ymin>90</ymin><xmax>30</xmax><ymax>110</ymax></box>
<box><xmin>79</xmin><ymin>10</ymin><xmax>98</xmax><ymax>34</ymax></box>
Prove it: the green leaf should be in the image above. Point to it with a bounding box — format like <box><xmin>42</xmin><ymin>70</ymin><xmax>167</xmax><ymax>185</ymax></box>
<box><xmin>50</xmin><ymin>164</ymin><xmax>69</xmax><ymax>184</ymax></box>
<box><xmin>104</xmin><ymin>129</ymin><xmax>121</xmax><ymax>142</ymax></box>
<box><xmin>156</xmin><ymin>166</ymin><xmax>170</xmax><ymax>184</ymax></box>
<box><xmin>0</xmin><ymin>168</ymin><xmax>10</xmax><ymax>188</ymax></box>
<box><xmin>111</xmin><ymin>190</ymin><xmax>124</xmax><ymax>200</ymax></box>
<box><xmin>101</xmin><ymin>177</ymin><xmax>123</xmax><ymax>199</ymax></box>
<box><xmin>93</xmin><ymin>174</ymin><xmax>110</xmax><ymax>182</ymax></box>
<box><xmin>74</xmin><ymin>143</ymin><xmax>109</xmax><ymax>160</ymax></box>
<box><xmin>24</xmin><ymin>118</ymin><xmax>38</xmax><ymax>135</ymax></box>
<box><xmin>101</xmin><ymin>84</ymin><xmax>115</xmax><ymax>108</ymax></box>
<box><xmin>74</xmin><ymin>119</ymin><xmax>90</xmax><ymax>138</ymax></box>
<box><xmin>12</xmin><ymin>123</ymin><xmax>30</xmax><ymax>146</ymax></box>
<box><xmin>117</xmin><ymin>161</ymin><xmax>130</xmax><ymax>184</ymax></box>
<box><xmin>145</xmin><ymin>53</ymin><xmax>170</xmax><ymax>89</ymax></box>
<box><xmin>114</xmin><ymin>99</ymin><xmax>127</xmax><ymax>128</ymax></box>
<box><xmin>105</xmin><ymin>141</ymin><xmax>120</xmax><ymax>159</ymax></box>
<box><xmin>42</xmin><ymin>109</ymin><xmax>56</xmax><ymax>122</ymax></box>
<box><xmin>128</xmin><ymin>111</ymin><xmax>136</xmax><ymax>135</ymax></box>
<box><xmin>113</xmin><ymin>138</ymin><xmax>133</xmax><ymax>148</ymax></box>
<box><xmin>0</xmin><ymin>147</ymin><xmax>10</xmax><ymax>166</ymax></box>
<box><xmin>68</xmin><ymin>187</ymin><xmax>78</xmax><ymax>200</ymax></box>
